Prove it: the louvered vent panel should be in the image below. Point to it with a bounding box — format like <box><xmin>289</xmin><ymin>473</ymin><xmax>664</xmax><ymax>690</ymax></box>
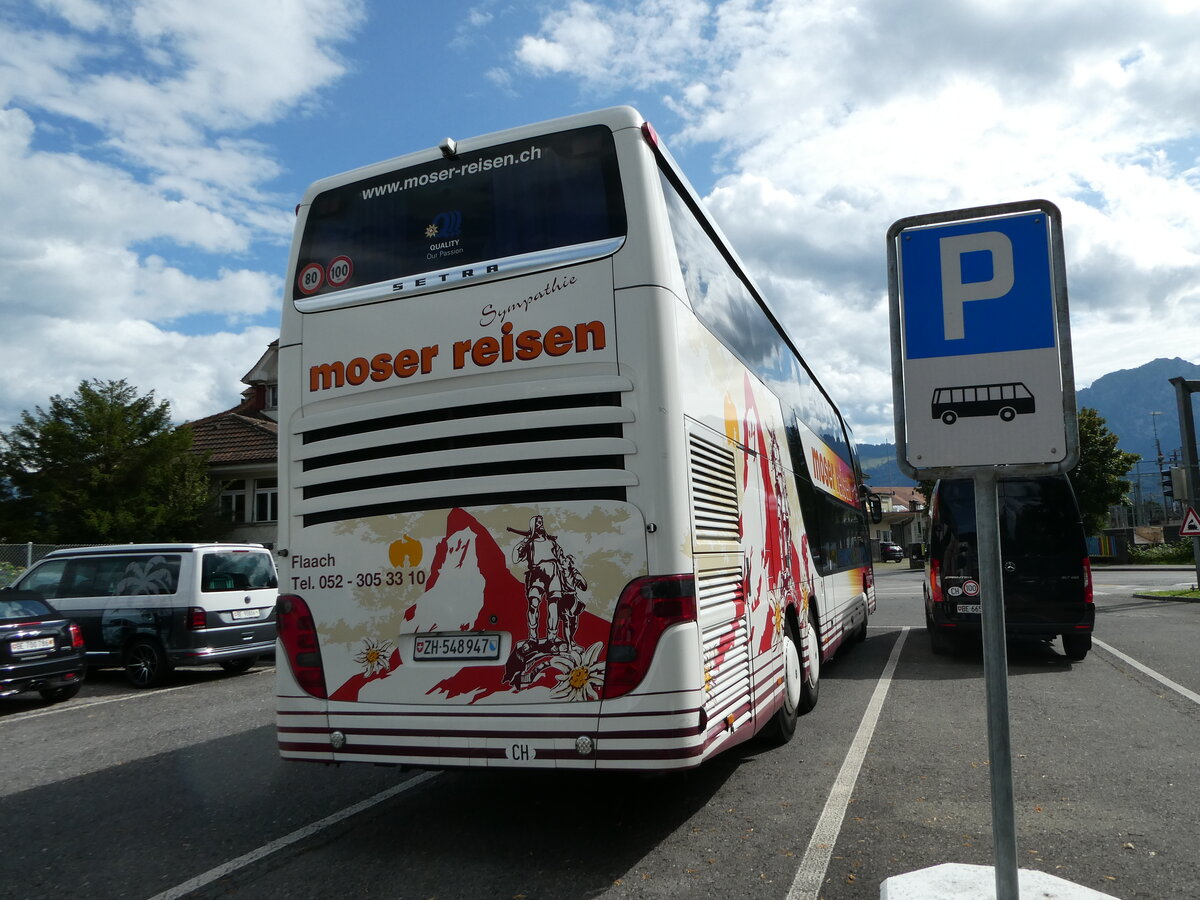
<box><xmin>292</xmin><ymin>377</ymin><xmax>637</xmax><ymax>526</ymax></box>
<box><xmin>689</xmin><ymin>433</ymin><xmax>740</xmax><ymax>544</ymax></box>
<box><xmin>697</xmin><ymin>563</ymin><xmax>750</xmax><ymax>720</ymax></box>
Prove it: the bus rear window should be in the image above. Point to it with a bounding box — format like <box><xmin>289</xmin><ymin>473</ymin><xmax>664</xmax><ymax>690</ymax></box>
<box><xmin>294</xmin><ymin>125</ymin><xmax>626</xmax><ymax>301</ymax></box>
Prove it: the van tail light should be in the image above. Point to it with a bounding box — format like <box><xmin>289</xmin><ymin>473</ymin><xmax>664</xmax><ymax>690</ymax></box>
<box><xmin>277</xmin><ymin>594</ymin><xmax>327</xmax><ymax>699</ymax></box>
<box><xmin>863</xmin><ymin>565</ymin><xmax>874</xmax><ymax>591</ymax></box>
<box><xmin>1082</xmin><ymin>557</ymin><xmax>1093</xmax><ymax>604</ymax></box>
<box><xmin>929</xmin><ymin>558</ymin><xmax>943</xmax><ymax>604</ymax></box>
<box><xmin>187</xmin><ymin>607</ymin><xmax>207</xmax><ymax>630</ymax></box>
<box><xmin>603</xmin><ymin>574</ymin><xmax>696</xmax><ymax>700</ymax></box>
<box><xmin>69</xmin><ymin>622</ymin><xmax>85</xmax><ymax>649</ymax></box>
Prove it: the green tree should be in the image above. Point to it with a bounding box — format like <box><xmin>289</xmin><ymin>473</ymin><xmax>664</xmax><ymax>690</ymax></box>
<box><xmin>0</xmin><ymin>379</ymin><xmax>226</xmax><ymax>543</ymax></box>
<box><xmin>1071</xmin><ymin>406</ymin><xmax>1140</xmax><ymax>536</ymax></box>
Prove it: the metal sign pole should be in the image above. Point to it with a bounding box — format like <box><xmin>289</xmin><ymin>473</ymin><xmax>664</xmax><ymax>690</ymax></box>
<box><xmin>974</xmin><ymin>468</ymin><xmax>1019</xmax><ymax>900</ymax></box>
<box><xmin>1169</xmin><ymin>378</ymin><xmax>1200</xmax><ymax>588</ymax></box>
<box><xmin>887</xmin><ymin>200</ymin><xmax>1077</xmax><ymax>899</ymax></box>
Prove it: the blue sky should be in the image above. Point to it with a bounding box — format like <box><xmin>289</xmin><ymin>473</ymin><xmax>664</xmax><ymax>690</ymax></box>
<box><xmin>2</xmin><ymin>0</ymin><xmax>1200</xmax><ymax>444</ymax></box>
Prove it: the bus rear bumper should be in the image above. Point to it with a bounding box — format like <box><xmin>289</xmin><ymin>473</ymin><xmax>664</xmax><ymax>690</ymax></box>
<box><xmin>276</xmin><ymin>694</ymin><xmax>737</xmax><ymax>772</ymax></box>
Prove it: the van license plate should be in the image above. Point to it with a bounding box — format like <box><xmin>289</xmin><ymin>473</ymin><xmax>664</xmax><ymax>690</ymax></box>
<box><xmin>231</xmin><ymin>609</ymin><xmax>260</xmax><ymax>620</ymax></box>
<box><xmin>12</xmin><ymin>637</ymin><xmax>56</xmax><ymax>653</ymax></box>
<box><xmin>957</xmin><ymin>604</ymin><xmax>982</xmax><ymax>614</ymax></box>
<box><xmin>414</xmin><ymin>634</ymin><xmax>500</xmax><ymax>661</ymax></box>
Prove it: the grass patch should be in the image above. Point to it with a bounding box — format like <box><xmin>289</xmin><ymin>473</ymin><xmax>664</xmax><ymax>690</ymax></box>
<box><xmin>1139</xmin><ymin>588</ymin><xmax>1200</xmax><ymax>600</ymax></box>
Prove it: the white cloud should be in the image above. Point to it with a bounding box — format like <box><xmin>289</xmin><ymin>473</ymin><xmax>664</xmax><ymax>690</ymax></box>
<box><xmin>511</xmin><ymin>0</ymin><xmax>1200</xmax><ymax>442</ymax></box>
<box><xmin>2</xmin><ymin>318</ymin><xmax>282</xmax><ymax>426</ymax></box>
<box><xmin>34</xmin><ymin>0</ymin><xmax>110</xmax><ymax>32</ymax></box>
<box><xmin>0</xmin><ymin>1</ymin><xmax>363</xmax><ymax>430</ymax></box>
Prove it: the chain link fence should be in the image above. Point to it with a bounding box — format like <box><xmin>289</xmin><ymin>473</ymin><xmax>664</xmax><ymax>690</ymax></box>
<box><xmin>0</xmin><ymin>543</ymin><xmax>109</xmax><ymax>587</ymax></box>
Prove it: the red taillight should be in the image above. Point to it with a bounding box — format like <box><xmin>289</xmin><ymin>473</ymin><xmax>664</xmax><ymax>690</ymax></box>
<box><xmin>1082</xmin><ymin>557</ymin><xmax>1093</xmax><ymax>604</ymax></box>
<box><xmin>641</xmin><ymin>120</ymin><xmax>661</xmax><ymax>150</ymax></box>
<box><xmin>277</xmin><ymin>594</ymin><xmax>327</xmax><ymax>699</ymax></box>
<box><xmin>69</xmin><ymin>622</ymin><xmax>85</xmax><ymax>649</ymax></box>
<box><xmin>863</xmin><ymin>566</ymin><xmax>874</xmax><ymax>590</ymax></box>
<box><xmin>602</xmin><ymin>574</ymin><xmax>696</xmax><ymax>700</ymax></box>
<box><xmin>187</xmin><ymin>607</ymin><xmax>207</xmax><ymax>630</ymax></box>
<box><xmin>929</xmin><ymin>558</ymin><xmax>943</xmax><ymax>604</ymax></box>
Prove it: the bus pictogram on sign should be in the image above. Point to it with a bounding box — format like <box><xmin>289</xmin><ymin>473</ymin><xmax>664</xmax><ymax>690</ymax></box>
<box><xmin>932</xmin><ymin>382</ymin><xmax>1035</xmax><ymax>425</ymax></box>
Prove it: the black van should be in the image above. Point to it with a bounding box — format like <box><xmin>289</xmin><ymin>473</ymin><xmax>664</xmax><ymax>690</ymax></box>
<box><xmin>924</xmin><ymin>476</ymin><xmax>1094</xmax><ymax>660</ymax></box>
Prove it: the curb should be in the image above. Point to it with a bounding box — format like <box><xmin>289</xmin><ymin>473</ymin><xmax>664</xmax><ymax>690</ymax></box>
<box><xmin>1132</xmin><ymin>592</ymin><xmax>1200</xmax><ymax>603</ymax></box>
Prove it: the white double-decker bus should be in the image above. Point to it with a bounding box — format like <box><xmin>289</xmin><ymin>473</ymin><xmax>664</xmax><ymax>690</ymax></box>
<box><xmin>276</xmin><ymin>107</ymin><xmax>878</xmax><ymax>771</ymax></box>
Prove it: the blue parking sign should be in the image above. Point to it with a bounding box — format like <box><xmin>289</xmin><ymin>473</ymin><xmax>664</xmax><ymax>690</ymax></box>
<box><xmin>887</xmin><ymin>200</ymin><xmax>1077</xmax><ymax>477</ymax></box>
<box><xmin>901</xmin><ymin>212</ymin><xmax>1056</xmax><ymax>360</ymax></box>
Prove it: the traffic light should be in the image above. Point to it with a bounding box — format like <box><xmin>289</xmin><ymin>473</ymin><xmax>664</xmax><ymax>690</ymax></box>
<box><xmin>1161</xmin><ymin>467</ymin><xmax>1174</xmax><ymax>501</ymax></box>
<box><xmin>1171</xmin><ymin>466</ymin><xmax>1188</xmax><ymax>500</ymax></box>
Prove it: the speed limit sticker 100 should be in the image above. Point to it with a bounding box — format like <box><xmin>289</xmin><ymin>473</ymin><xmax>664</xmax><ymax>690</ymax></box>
<box><xmin>327</xmin><ymin>256</ymin><xmax>353</xmax><ymax>288</ymax></box>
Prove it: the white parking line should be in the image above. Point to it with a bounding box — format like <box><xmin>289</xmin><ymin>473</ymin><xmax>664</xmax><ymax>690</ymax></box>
<box><xmin>788</xmin><ymin>626</ymin><xmax>910</xmax><ymax>900</ymax></box>
<box><xmin>3</xmin><ymin>669</ymin><xmax>273</xmax><ymax>723</ymax></box>
<box><xmin>1093</xmin><ymin>637</ymin><xmax>1200</xmax><ymax>706</ymax></box>
<box><xmin>145</xmin><ymin>771</ymin><xmax>440</xmax><ymax>900</ymax></box>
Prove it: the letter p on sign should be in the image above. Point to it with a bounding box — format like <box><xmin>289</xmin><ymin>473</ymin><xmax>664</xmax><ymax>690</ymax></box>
<box><xmin>940</xmin><ymin>232</ymin><xmax>1015</xmax><ymax>341</ymax></box>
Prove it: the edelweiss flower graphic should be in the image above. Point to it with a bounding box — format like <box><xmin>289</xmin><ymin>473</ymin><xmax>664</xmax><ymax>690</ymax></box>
<box><xmin>549</xmin><ymin>641</ymin><xmax>604</xmax><ymax>702</ymax></box>
<box><xmin>354</xmin><ymin>638</ymin><xmax>394</xmax><ymax>677</ymax></box>
<box><xmin>770</xmin><ymin>600</ymin><xmax>785</xmax><ymax>644</ymax></box>
<box><xmin>425</xmin><ymin>224</ymin><xmax>439</xmax><ymax>238</ymax></box>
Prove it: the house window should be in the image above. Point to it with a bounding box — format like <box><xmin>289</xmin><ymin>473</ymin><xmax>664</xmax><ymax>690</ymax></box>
<box><xmin>220</xmin><ymin>480</ymin><xmax>248</xmax><ymax>523</ymax></box>
<box><xmin>265</xmin><ymin>384</ymin><xmax>279</xmax><ymax>410</ymax></box>
<box><xmin>254</xmin><ymin>478</ymin><xmax>278</xmax><ymax>522</ymax></box>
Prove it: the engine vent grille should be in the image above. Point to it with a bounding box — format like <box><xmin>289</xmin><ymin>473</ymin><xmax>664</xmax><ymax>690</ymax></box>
<box><xmin>697</xmin><ymin>562</ymin><xmax>750</xmax><ymax>721</ymax></box>
<box><xmin>293</xmin><ymin>376</ymin><xmax>637</xmax><ymax>526</ymax></box>
<box><xmin>689</xmin><ymin>432</ymin><xmax>740</xmax><ymax>544</ymax></box>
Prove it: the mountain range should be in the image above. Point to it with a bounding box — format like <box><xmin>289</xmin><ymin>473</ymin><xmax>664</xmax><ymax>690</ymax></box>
<box><xmin>859</xmin><ymin>357</ymin><xmax>1200</xmax><ymax>487</ymax></box>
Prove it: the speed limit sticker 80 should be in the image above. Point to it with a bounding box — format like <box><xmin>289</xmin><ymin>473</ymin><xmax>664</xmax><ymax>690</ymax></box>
<box><xmin>298</xmin><ymin>262</ymin><xmax>324</xmax><ymax>295</ymax></box>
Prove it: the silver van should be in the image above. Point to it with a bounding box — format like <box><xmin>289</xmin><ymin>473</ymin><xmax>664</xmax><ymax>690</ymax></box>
<box><xmin>7</xmin><ymin>543</ymin><xmax>278</xmax><ymax>687</ymax></box>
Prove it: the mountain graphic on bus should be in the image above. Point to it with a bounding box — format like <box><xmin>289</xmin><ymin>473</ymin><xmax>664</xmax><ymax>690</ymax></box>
<box><xmin>931</xmin><ymin>382</ymin><xmax>1035</xmax><ymax>425</ymax></box>
<box><xmin>328</xmin><ymin>507</ymin><xmax>610</xmax><ymax>705</ymax></box>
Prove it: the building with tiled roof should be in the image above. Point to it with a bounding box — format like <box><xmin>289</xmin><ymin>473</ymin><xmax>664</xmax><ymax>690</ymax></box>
<box><xmin>868</xmin><ymin>485</ymin><xmax>929</xmax><ymax>562</ymax></box>
<box><xmin>186</xmin><ymin>342</ymin><xmax>279</xmax><ymax>547</ymax></box>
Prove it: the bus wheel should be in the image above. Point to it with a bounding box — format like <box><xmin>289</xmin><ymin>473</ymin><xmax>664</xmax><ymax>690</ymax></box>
<box><xmin>999</xmin><ymin>406</ymin><xmax>1017</xmax><ymax>421</ymax></box>
<box><xmin>941</xmin><ymin>411</ymin><xmax>957</xmax><ymax>425</ymax></box>
<box><xmin>798</xmin><ymin>609</ymin><xmax>820</xmax><ymax>714</ymax></box>
<box><xmin>762</xmin><ymin>616</ymin><xmax>802</xmax><ymax>745</ymax></box>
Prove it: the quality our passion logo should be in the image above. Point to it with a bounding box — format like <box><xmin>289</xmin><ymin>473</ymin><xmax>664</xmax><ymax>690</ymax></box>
<box><xmin>425</xmin><ymin>210</ymin><xmax>462</xmax><ymax>240</ymax></box>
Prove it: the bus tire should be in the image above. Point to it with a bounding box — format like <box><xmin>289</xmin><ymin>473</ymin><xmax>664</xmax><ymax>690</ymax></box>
<box><xmin>999</xmin><ymin>406</ymin><xmax>1017</xmax><ymax>421</ymax></box>
<box><xmin>941</xmin><ymin>411</ymin><xmax>958</xmax><ymax>425</ymax></box>
<box><xmin>798</xmin><ymin>608</ymin><xmax>820</xmax><ymax>715</ymax></box>
<box><xmin>761</xmin><ymin>615</ymin><xmax>802</xmax><ymax>746</ymax></box>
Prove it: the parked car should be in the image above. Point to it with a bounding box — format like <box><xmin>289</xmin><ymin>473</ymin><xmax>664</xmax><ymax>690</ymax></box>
<box><xmin>923</xmin><ymin>476</ymin><xmax>1093</xmax><ymax>659</ymax></box>
<box><xmin>880</xmin><ymin>542</ymin><xmax>904</xmax><ymax>562</ymax></box>
<box><xmin>1</xmin><ymin>590</ymin><xmax>86</xmax><ymax>703</ymax></box>
<box><xmin>6</xmin><ymin>543</ymin><xmax>278</xmax><ymax>688</ymax></box>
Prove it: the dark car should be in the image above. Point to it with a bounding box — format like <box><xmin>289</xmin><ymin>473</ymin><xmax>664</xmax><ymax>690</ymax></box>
<box><xmin>1</xmin><ymin>590</ymin><xmax>87</xmax><ymax>702</ymax></box>
<box><xmin>880</xmin><ymin>542</ymin><xmax>904</xmax><ymax>562</ymax></box>
<box><xmin>923</xmin><ymin>475</ymin><xmax>1093</xmax><ymax>660</ymax></box>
